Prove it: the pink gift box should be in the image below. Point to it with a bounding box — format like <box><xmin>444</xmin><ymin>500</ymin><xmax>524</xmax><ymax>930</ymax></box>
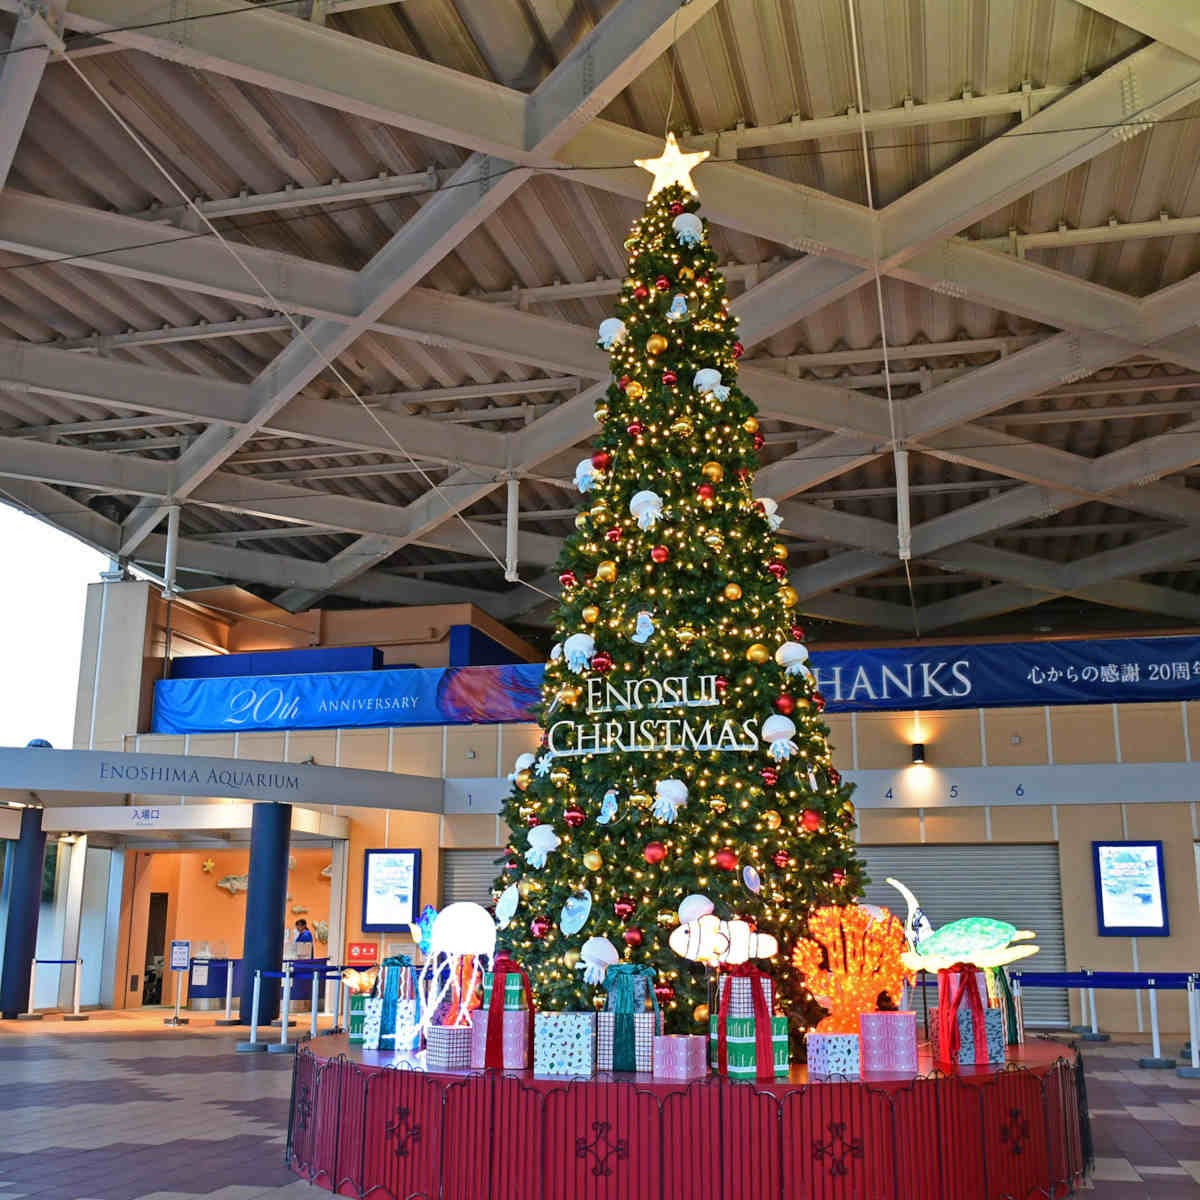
<box><xmin>653</xmin><ymin>1034</ymin><xmax>708</xmax><ymax>1080</ymax></box>
<box><xmin>858</xmin><ymin>1011</ymin><xmax>918</xmax><ymax>1073</ymax></box>
<box><xmin>470</xmin><ymin>1010</ymin><xmax>531</xmax><ymax>1070</ymax></box>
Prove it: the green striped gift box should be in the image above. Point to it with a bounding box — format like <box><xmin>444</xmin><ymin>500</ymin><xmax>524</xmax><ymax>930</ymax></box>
<box><xmin>709</xmin><ymin>1015</ymin><xmax>789</xmax><ymax>1079</ymax></box>
<box><xmin>348</xmin><ymin>993</ymin><xmax>368</xmax><ymax>1046</ymax></box>
<box><xmin>482</xmin><ymin>972</ymin><xmax>527</xmax><ymax>1011</ymax></box>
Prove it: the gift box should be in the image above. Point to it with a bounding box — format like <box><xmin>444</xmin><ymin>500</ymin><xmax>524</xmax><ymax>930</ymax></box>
<box><xmin>716</xmin><ymin>972</ymin><xmax>774</xmax><ymax>1019</ymax></box>
<box><xmin>710</xmin><ymin>1015</ymin><xmax>789</xmax><ymax>1080</ymax></box>
<box><xmin>534</xmin><ymin>1012</ymin><xmax>596</xmax><ymax>1075</ymax></box>
<box><xmin>482</xmin><ymin>970</ymin><xmax>528</xmax><ymax>1011</ymax></box>
<box><xmin>362</xmin><ymin>995</ymin><xmax>383</xmax><ymax>1050</ymax></box>
<box><xmin>806</xmin><ymin>1031</ymin><xmax>861</xmax><ymax>1078</ymax></box>
<box><xmin>470</xmin><ymin>1009</ymin><xmax>531</xmax><ymax>1070</ymax></box>
<box><xmin>653</xmin><ymin>1034</ymin><xmax>708</xmax><ymax>1080</ymax></box>
<box><xmin>347</xmin><ymin>993</ymin><xmax>368</xmax><ymax>1046</ymax></box>
<box><xmin>597</xmin><ymin>1012</ymin><xmax>657</xmax><ymax>1072</ymax></box>
<box><xmin>366</xmin><ymin>956</ymin><xmax>419</xmax><ymax>1052</ymax></box>
<box><xmin>931</xmin><ymin>1006</ymin><xmax>1005</xmax><ymax>1066</ymax></box>
<box><xmin>936</xmin><ymin>967</ymin><xmax>987</xmax><ymax>1010</ymax></box>
<box><xmin>425</xmin><ymin>1025</ymin><xmax>473</xmax><ymax>1071</ymax></box>
<box><xmin>858</xmin><ymin>1011</ymin><xmax>918</xmax><ymax>1073</ymax></box>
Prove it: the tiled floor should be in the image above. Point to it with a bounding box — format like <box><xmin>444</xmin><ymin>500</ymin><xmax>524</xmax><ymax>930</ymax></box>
<box><xmin>1</xmin><ymin>1016</ymin><xmax>1198</xmax><ymax>1197</ymax></box>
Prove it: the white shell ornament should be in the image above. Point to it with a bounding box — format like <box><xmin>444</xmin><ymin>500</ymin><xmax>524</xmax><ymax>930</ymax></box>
<box><xmin>652</xmin><ymin>778</ymin><xmax>688</xmax><ymax>823</ymax></box>
<box><xmin>597</xmin><ymin>317</ymin><xmax>626</xmax><ymax>349</ymax></box>
<box><xmin>756</xmin><ymin>496</ymin><xmax>783</xmax><ymax>531</ymax></box>
<box><xmin>742</xmin><ymin>865</ymin><xmax>762</xmax><ymax>894</ymax></box>
<box><xmin>628</xmin><ymin>489</ymin><xmax>664</xmax><ymax>530</ymax></box>
<box><xmin>495</xmin><ymin>882</ymin><xmax>521</xmax><ymax>927</ymax></box>
<box><xmin>760</xmin><ymin>714</ymin><xmax>799</xmax><ymax>761</ymax></box>
<box><xmin>524</xmin><ymin>824</ymin><xmax>561</xmax><ymax>869</ymax></box>
<box><xmin>673</xmin><ymin>212</ymin><xmax>703</xmax><ymax>247</ymax></box>
<box><xmin>677</xmin><ymin>894</ymin><xmax>714</xmax><ymax>924</ymax></box>
<box><xmin>575</xmin><ymin>936</ymin><xmax>620</xmax><ymax>985</ymax></box>
<box><xmin>563</xmin><ymin>633</ymin><xmax>596</xmax><ymax>673</ymax></box>
<box><xmin>559</xmin><ymin>889</ymin><xmax>592</xmax><ymax>936</ymax></box>
<box><xmin>574</xmin><ymin>458</ymin><xmax>597</xmax><ymax>494</ymax></box>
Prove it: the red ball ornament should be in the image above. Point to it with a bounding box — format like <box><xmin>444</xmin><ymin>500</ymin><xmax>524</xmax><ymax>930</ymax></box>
<box><xmin>714</xmin><ymin>847</ymin><xmax>739</xmax><ymax>871</ymax></box>
<box><xmin>829</xmin><ymin>768</ymin><xmax>842</xmax><ymax>786</ymax></box>
<box><xmin>559</xmin><ymin>570</ymin><xmax>577</xmax><ymax>588</ymax></box>
<box><xmin>633</xmin><ymin>285</ymin><xmax>649</xmax><ymax>300</ymax></box>
<box><xmin>715</xmin><ymin>676</ymin><xmax>729</xmax><ymax>696</ymax></box>
<box><xmin>623</xmin><ymin>927</ymin><xmax>644</xmax><ymax>948</ymax></box>
<box><xmin>768</xmin><ymin>561</ymin><xmax>787</xmax><ymax>579</ymax></box>
<box><xmin>774</xmin><ymin>694</ymin><xmax>795</xmax><ymax>715</ymax></box>
<box><xmin>654</xmin><ymin>980</ymin><xmax>676</xmax><ymax>1003</ymax></box>
<box><xmin>618</xmin><ymin>375</ymin><xmax>631</xmax><ymax>390</ymax></box>
<box><xmin>669</xmin><ymin>201</ymin><xmax>684</xmax><ymax>216</ymax></box>
<box><xmin>643</xmin><ymin>841</ymin><xmax>667</xmax><ymax>865</ymax></box>
<box><xmin>654</xmin><ymin>275</ymin><xmax>670</xmax><ymax>291</ymax></box>
<box><xmin>791</xmin><ymin>625</ymin><xmax>807</xmax><ymax>641</ymax></box>
<box><xmin>605</xmin><ymin>526</ymin><xmax>622</xmax><ymax>543</ymax></box>
<box><xmin>732</xmin><ymin>341</ymin><xmax>745</xmax><ymax>359</ymax></box>
<box><xmin>591</xmin><ymin>651</ymin><xmax>613</xmax><ymax>674</ymax></box>
<box><xmin>698</xmin><ymin>274</ymin><xmax>710</xmax><ymax>285</ymax></box>
<box><xmin>614</xmin><ymin>896</ymin><xmax>636</xmax><ymax>920</ymax></box>
<box><xmin>627</xmin><ymin>420</ymin><xmax>644</xmax><ymax>437</ymax></box>
<box><xmin>662</xmin><ymin>369</ymin><xmax>678</xmax><ymax>385</ymax></box>
<box><xmin>650</xmin><ymin>545</ymin><xmax>670</xmax><ymax>564</ymax></box>
<box><xmin>697</xmin><ymin>482</ymin><xmax>716</xmax><ymax>501</ymax></box>
<box><xmin>591</xmin><ymin>450</ymin><xmax>612</xmax><ymax>471</ymax></box>
<box><xmin>832</xmin><ymin>869</ymin><xmax>847</xmax><ymax>886</ymax></box>
<box><xmin>801</xmin><ymin>809</ymin><xmax>823</xmax><ymax>833</ymax></box>
<box><xmin>772</xmin><ymin>850</ymin><xmax>791</xmax><ymax>869</ymax></box>
<box><xmin>761</xmin><ymin>766</ymin><xmax>779</xmax><ymax>787</ymax></box>
<box><xmin>530</xmin><ymin>915</ymin><xmax>551</xmax><ymax>939</ymax></box>
<box><xmin>753</xmin><ymin>432</ymin><xmax>766</xmax><ymax>451</ymax></box>
<box><xmin>564</xmin><ymin>804</ymin><xmax>585</xmax><ymax>828</ymax></box>
<box><xmin>737</xmin><ymin>467</ymin><xmax>750</xmax><ymax>481</ymax></box>
<box><xmin>812</xmin><ymin>692</ymin><xmax>827</xmax><ymax>712</ymax></box>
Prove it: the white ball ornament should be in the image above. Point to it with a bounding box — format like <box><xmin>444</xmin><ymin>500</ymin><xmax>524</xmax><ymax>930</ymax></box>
<box><xmin>677</xmin><ymin>893</ymin><xmax>715</xmax><ymax>924</ymax></box>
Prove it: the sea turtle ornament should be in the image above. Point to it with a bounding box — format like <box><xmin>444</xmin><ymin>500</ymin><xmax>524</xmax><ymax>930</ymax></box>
<box><xmin>886</xmin><ymin>877</ymin><xmax>1039</xmax><ymax>972</ymax></box>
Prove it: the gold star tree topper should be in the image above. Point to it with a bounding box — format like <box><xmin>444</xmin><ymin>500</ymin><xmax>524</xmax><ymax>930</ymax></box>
<box><xmin>635</xmin><ymin>132</ymin><xmax>710</xmax><ymax>198</ymax></box>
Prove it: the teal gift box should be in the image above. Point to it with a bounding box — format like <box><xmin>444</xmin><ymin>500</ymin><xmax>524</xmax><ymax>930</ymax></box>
<box><xmin>710</xmin><ymin>1015</ymin><xmax>789</xmax><ymax>1079</ymax></box>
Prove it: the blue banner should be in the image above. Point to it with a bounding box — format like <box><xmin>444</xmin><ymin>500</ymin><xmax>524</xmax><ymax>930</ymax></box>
<box><xmin>152</xmin><ymin>636</ymin><xmax>1200</xmax><ymax>734</ymax></box>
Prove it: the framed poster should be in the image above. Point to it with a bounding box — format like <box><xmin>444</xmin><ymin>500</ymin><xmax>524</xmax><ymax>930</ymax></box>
<box><xmin>1092</xmin><ymin>841</ymin><xmax>1169</xmax><ymax>937</ymax></box>
<box><xmin>362</xmin><ymin>848</ymin><xmax>421</xmax><ymax>932</ymax></box>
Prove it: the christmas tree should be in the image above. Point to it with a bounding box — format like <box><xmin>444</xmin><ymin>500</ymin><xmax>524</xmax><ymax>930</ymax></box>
<box><xmin>496</xmin><ymin>135</ymin><xmax>862</xmax><ymax>1034</ymax></box>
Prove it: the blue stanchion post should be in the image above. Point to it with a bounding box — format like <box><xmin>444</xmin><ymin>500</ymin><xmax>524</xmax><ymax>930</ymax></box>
<box><xmin>268</xmin><ymin>965</ymin><xmax>296</xmax><ymax>1055</ymax></box>
<box><xmin>0</xmin><ymin>808</ymin><xmax>46</xmax><ymax>1020</ymax></box>
<box><xmin>238</xmin><ymin>803</ymin><xmax>291</xmax><ymax>1025</ymax></box>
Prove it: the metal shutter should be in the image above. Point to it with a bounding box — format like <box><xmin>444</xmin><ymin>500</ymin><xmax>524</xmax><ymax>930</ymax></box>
<box><xmin>441</xmin><ymin>849</ymin><xmax>504</xmax><ymax>906</ymax></box>
<box><xmin>858</xmin><ymin>844</ymin><xmax>1069</xmax><ymax>1028</ymax></box>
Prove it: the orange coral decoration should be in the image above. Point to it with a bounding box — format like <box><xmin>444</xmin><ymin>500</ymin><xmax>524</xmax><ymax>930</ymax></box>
<box><xmin>791</xmin><ymin>905</ymin><xmax>909</xmax><ymax>1033</ymax></box>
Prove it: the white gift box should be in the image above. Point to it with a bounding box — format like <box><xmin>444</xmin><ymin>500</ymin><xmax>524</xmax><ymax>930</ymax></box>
<box><xmin>806</xmin><ymin>1031</ymin><xmax>861</xmax><ymax>1078</ymax></box>
<box><xmin>534</xmin><ymin>1012</ymin><xmax>596</xmax><ymax>1075</ymax></box>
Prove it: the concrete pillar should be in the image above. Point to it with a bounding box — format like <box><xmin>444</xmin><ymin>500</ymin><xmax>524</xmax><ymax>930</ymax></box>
<box><xmin>57</xmin><ymin>835</ymin><xmax>88</xmax><ymax>1011</ymax></box>
<box><xmin>238</xmin><ymin>803</ymin><xmax>291</xmax><ymax>1025</ymax></box>
<box><xmin>0</xmin><ymin>808</ymin><xmax>46</xmax><ymax>1019</ymax></box>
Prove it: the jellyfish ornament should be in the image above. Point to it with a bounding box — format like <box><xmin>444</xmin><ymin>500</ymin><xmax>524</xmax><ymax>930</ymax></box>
<box><xmin>575</xmin><ymin>458</ymin><xmax>597</xmax><ymax>494</ymax></box>
<box><xmin>575</xmin><ymin>936</ymin><xmax>620</xmax><ymax>985</ymax></box>
<box><xmin>597</xmin><ymin>317</ymin><xmax>627</xmax><ymax>349</ymax></box>
<box><xmin>761</xmin><ymin>714</ymin><xmax>799</xmax><ymax>761</ymax></box>
<box><xmin>415</xmin><ymin>903</ymin><xmax>497</xmax><ymax>1032</ymax></box>
<box><xmin>563</xmin><ymin>632</ymin><xmax>595</xmax><ymax>673</ymax></box>
<box><xmin>629</xmin><ymin>490</ymin><xmax>664</xmax><ymax>530</ymax></box>
<box><xmin>524</xmin><ymin>824</ymin><xmax>561</xmax><ymax>869</ymax></box>
<box><xmin>775</xmin><ymin>641</ymin><xmax>810</xmax><ymax>678</ymax></box>
<box><xmin>653</xmin><ymin>778</ymin><xmax>688</xmax><ymax>823</ymax></box>
<box><xmin>673</xmin><ymin>212</ymin><xmax>703</xmax><ymax>247</ymax></box>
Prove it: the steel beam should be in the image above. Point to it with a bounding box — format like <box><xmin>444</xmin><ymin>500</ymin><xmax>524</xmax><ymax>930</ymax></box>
<box><xmin>0</xmin><ymin>2</ymin><xmax>65</xmax><ymax>189</ymax></box>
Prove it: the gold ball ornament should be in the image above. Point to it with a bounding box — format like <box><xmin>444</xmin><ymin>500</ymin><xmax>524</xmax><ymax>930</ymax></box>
<box><xmin>704</xmin><ymin>532</ymin><xmax>725</xmax><ymax>554</ymax></box>
<box><xmin>780</xmin><ymin>585</ymin><xmax>799</xmax><ymax>608</ymax></box>
<box><xmin>723</xmin><ymin>582</ymin><xmax>743</xmax><ymax>601</ymax></box>
<box><xmin>582</xmin><ymin>850</ymin><xmax>603</xmax><ymax>872</ymax></box>
<box><xmin>701</xmin><ymin>461</ymin><xmax>724</xmax><ymax>483</ymax></box>
<box><xmin>694</xmin><ymin>1003</ymin><xmax>710</xmax><ymax>1024</ymax></box>
<box><xmin>772</xmin><ymin>543</ymin><xmax>789</xmax><ymax>561</ymax></box>
<box><xmin>658</xmin><ymin>909</ymin><xmax>679</xmax><ymax>928</ymax></box>
<box><xmin>514</xmin><ymin>768</ymin><xmax>533</xmax><ymax>792</ymax></box>
<box><xmin>677</xmin><ymin>625</ymin><xmax>698</xmax><ymax>647</ymax></box>
<box><xmin>646</xmin><ymin>333</ymin><xmax>669</xmax><ymax>356</ymax></box>
<box><xmin>564</xmin><ymin>949</ymin><xmax>581</xmax><ymax>968</ymax></box>
<box><xmin>596</xmin><ymin>560</ymin><xmax>618</xmax><ymax>583</ymax></box>
<box><xmin>594</xmin><ymin>404</ymin><xmax>610</xmax><ymax>422</ymax></box>
<box><xmin>744</xmin><ymin>416</ymin><xmax>760</xmax><ymax>434</ymax></box>
<box><xmin>630</xmin><ymin>791</ymin><xmax>651</xmax><ymax>808</ymax></box>
<box><xmin>550</xmin><ymin>767</ymin><xmax>570</xmax><ymax>787</ymax></box>
<box><xmin>557</xmin><ymin>685</ymin><xmax>582</xmax><ymax>705</ymax></box>
<box><xmin>763</xmin><ymin>809</ymin><xmax>782</xmax><ymax>830</ymax></box>
<box><xmin>670</xmin><ymin>416</ymin><xmax>694</xmax><ymax>437</ymax></box>
<box><xmin>574</xmin><ymin>513</ymin><xmax>589</xmax><ymax>530</ymax></box>
<box><xmin>581</xmin><ymin>605</ymin><xmax>600</xmax><ymax>624</ymax></box>
<box><xmin>746</xmin><ymin>643</ymin><xmax>770</xmax><ymax>664</ymax></box>
<box><xmin>589</xmin><ymin>502</ymin><xmax>610</xmax><ymax>522</ymax></box>
<box><xmin>842</xmin><ymin>799</ymin><xmax>856</xmax><ymax>820</ymax></box>
<box><xmin>626</xmin><ymin>380</ymin><xmax>646</xmax><ymax>401</ymax></box>
<box><xmin>679</xmin><ymin>266</ymin><xmax>695</xmax><ymax>282</ymax></box>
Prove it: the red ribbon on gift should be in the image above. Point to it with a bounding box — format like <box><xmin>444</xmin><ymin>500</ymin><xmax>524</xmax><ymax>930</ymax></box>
<box><xmin>716</xmin><ymin>962</ymin><xmax>775</xmax><ymax>1082</ymax></box>
<box><xmin>483</xmin><ymin>952</ymin><xmax>534</xmax><ymax>1070</ymax></box>
<box><xmin>936</xmin><ymin>963</ymin><xmax>987</xmax><ymax>1066</ymax></box>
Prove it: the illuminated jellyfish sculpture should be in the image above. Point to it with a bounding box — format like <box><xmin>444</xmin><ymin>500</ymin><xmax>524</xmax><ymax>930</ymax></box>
<box><xmin>413</xmin><ymin>902</ymin><xmax>496</xmax><ymax>1031</ymax></box>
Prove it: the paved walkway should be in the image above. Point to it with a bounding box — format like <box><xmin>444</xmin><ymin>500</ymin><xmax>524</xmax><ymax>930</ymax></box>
<box><xmin>1</xmin><ymin>1015</ymin><xmax>1198</xmax><ymax>1197</ymax></box>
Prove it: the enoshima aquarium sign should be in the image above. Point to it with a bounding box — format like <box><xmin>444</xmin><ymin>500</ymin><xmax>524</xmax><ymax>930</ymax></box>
<box><xmin>547</xmin><ymin>673</ymin><xmax>759</xmax><ymax>757</ymax></box>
